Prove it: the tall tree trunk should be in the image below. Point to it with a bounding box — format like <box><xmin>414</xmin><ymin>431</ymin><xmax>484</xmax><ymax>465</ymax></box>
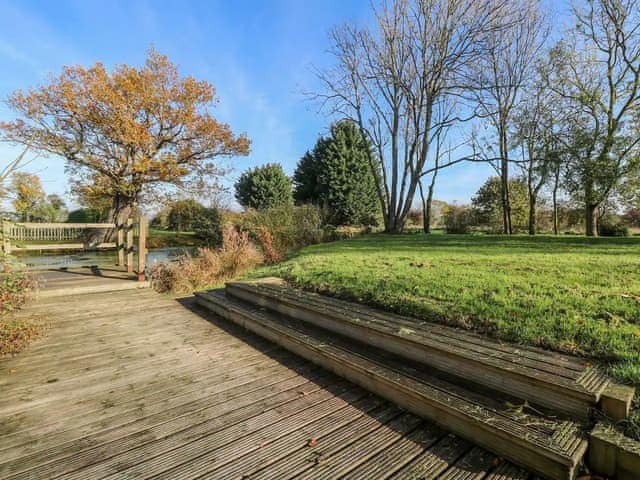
<box><xmin>499</xmin><ymin>125</ymin><xmax>512</xmax><ymax>235</ymax></box>
<box><xmin>584</xmin><ymin>180</ymin><xmax>598</xmax><ymax>236</ymax></box>
<box><xmin>585</xmin><ymin>204</ymin><xmax>598</xmax><ymax>237</ymax></box>
<box><xmin>101</xmin><ymin>194</ymin><xmax>134</xmax><ymax>243</ymax></box>
<box><xmin>424</xmin><ymin>184</ymin><xmax>435</xmax><ymax>234</ymax></box>
<box><xmin>528</xmin><ymin>196</ymin><xmax>536</xmax><ymax>235</ymax></box>
<box><xmin>419</xmin><ymin>170</ymin><xmax>438</xmax><ymax>234</ymax></box>
<box><xmin>552</xmin><ymin>170</ymin><xmax>559</xmax><ymax>235</ymax></box>
<box><xmin>500</xmin><ymin>161</ymin><xmax>509</xmax><ymax>234</ymax></box>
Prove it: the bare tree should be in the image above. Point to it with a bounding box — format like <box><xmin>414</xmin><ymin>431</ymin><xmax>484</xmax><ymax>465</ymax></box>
<box><xmin>418</xmin><ymin>138</ymin><xmax>440</xmax><ymax>234</ymax></box>
<box><xmin>315</xmin><ymin>0</ymin><xmax>508</xmax><ymax>233</ymax></box>
<box><xmin>418</xmin><ymin>97</ymin><xmax>457</xmax><ymax>233</ymax></box>
<box><xmin>512</xmin><ymin>61</ymin><xmax>562</xmax><ymax>235</ymax></box>
<box><xmin>471</xmin><ymin>0</ymin><xmax>548</xmax><ymax>234</ymax></box>
<box><xmin>548</xmin><ymin>0</ymin><xmax>640</xmax><ymax>236</ymax></box>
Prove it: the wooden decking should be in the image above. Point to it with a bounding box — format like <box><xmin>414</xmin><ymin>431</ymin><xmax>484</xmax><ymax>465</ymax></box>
<box><xmin>0</xmin><ymin>288</ymin><xmax>532</xmax><ymax>479</ymax></box>
<box><xmin>36</xmin><ymin>268</ymin><xmax>149</xmax><ymax>298</ymax></box>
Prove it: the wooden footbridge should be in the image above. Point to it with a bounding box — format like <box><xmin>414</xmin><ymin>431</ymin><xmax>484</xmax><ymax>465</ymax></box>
<box><xmin>0</xmin><ymin>276</ymin><xmax>637</xmax><ymax>479</ymax></box>
<box><xmin>2</xmin><ymin>217</ymin><xmax>148</xmax><ymax>281</ymax></box>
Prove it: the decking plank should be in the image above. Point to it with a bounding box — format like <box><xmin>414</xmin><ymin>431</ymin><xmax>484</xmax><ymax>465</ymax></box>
<box><xmin>4</xmin><ymin>373</ymin><xmax>342</xmax><ymax>479</ymax></box>
<box><xmin>230</xmin><ymin>281</ymin><xmax>586</xmax><ymax>373</ymax></box>
<box><xmin>388</xmin><ymin>434</ymin><xmax>474</xmax><ymax>479</ymax></box>
<box><xmin>0</xmin><ymin>357</ymin><xmax>307</xmax><ymax>463</ymax></box>
<box><xmin>439</xmin><ymin>446</ymin><xmax>498</xmax><ymax>480</ymax></box>
<box><xmin>294</xmin><ymin>413</ymin><xmax>424</xmax><ymax>480</ymax></box>
<box><xmin>0</xmin><ymin>352</ymin><xmax>279</xmax><ymax>448</ymax></box>
<box><xmin>181</xmin><ymin>394</ymin><xmax>384</xmax><ymax>479</ymax></box>
<box><xmin>0</xmin><ymin>281</ymin><xmax>534</xmax><ymax>480</ymax></box>
<box><xmin>248</xmin><ymin>404</ymin><xmax>404</xmax><ymax>480</ymax></box>
<box><xmin>340</xmin><ymin>422</ymin><xmax>444</xmax><ymax>480</ymax></box>
<box><xmin>227</xmin><ymin>281</ymin><xmax>610</xmax><ymax>420</ymax></box>
<box><xmin>93</xmin><ymin>383</ymin><xmax>357</xmax><ymax>480</ymax></box>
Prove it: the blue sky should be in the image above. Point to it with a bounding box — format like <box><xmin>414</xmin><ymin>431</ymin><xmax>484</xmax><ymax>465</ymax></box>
<box><xmin>0</xmin><ymin>0</ymin><xmax>566</xmax><ymax>210</ymax></box>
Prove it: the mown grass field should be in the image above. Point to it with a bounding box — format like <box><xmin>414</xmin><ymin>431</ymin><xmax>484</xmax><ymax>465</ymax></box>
<box><xmin>257</xmin><ymin>233</ymin><xmax>640</xmax><ymax>396</ymax></box>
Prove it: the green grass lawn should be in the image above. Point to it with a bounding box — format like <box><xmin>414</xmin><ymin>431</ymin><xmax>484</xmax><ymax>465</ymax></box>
<box><xmin>257</xmin><ymin>233</ymin><xmax>640</xmax><ymax>396</ymax></box>
<box><xmin>147</xmin><ymin>229</ymin><xmax>203</xmax><ymax>249</ymax></box>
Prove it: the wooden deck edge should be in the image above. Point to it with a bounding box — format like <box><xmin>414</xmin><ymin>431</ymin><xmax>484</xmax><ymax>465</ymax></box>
<box><xmin>196</xmin><ymin>290</ymin><xmax>586</xmax><ymax>480</ymax></box>
<box><xmin>37</xmin><ymin>280</ymin><xmax>150</xmax><ymax>298</ymax></box>
<box><xmin>589</xmin><ymin>422</ymin><xmax>640</xmax><ymax>480</ymax></box>
<box><xmin>225</xmin><ymin>281</ymin><xmax>595</xmax><ymax>420</ymax></box>
<box><xmin>600</xmin><ymin>384</ymin><xmax>636</xmax><ymax>422</ymax></box>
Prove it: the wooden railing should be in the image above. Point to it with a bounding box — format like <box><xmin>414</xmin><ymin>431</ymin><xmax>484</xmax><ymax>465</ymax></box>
<box><xmin>1</xmin><ymin>217</ymin><xmax>148</xmax><ymax>280</ymax></box>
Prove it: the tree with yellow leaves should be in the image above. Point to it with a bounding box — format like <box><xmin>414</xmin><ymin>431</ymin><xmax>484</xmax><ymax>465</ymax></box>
<box><xmin>0</xmin><ymin>49</ymin><xmax>250</xmax><ymax>224</ymax></box>
<box><xmin>11</xmin><ymin>172</ymin><xmax>46</xmax><ymax>221</ymax></box>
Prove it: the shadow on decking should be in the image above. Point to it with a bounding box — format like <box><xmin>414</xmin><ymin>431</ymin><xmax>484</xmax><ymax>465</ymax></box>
<box><xmin>37</xmin><ymin>266</ymin><xmax>137</xmax><ymax>280</ymax></box>
<box><xmin>175</xmin><ymin>295</ymin><xmax>496</xmax><ymax>479</ymax></box>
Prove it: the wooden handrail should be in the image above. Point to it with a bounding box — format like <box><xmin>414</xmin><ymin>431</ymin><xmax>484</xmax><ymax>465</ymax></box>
<box><xmin>12</xmin><ymin>222</ymin><xmax>116</xmax><ymax>229</ymax></box>
<box><xmin>2</xmin><ymin>218</ymin><xmax>148</xmax><ymax>281</ymax></box>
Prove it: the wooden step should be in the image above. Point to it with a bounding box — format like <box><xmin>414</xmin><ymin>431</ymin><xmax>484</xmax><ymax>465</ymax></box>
<box><xmin>225</xmin><ymin>279</ymin><xmax>627</xmax><ymax>420</ymax></box>
<box><xmin>196</xmin><ymin>289</ymin><xmax>588</xmax><ymax>480</ymax></box>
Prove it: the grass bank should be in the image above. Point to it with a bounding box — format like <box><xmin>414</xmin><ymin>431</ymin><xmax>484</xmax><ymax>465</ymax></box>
<box><xmin>257</xmin><ymin>233</ymin><xmax>640</xmax><ymax>389</ymax></box>
<box><xmin>147</xmin><ymin>229</ymin><xmax>203</xmax><ymax>249</ymax></box>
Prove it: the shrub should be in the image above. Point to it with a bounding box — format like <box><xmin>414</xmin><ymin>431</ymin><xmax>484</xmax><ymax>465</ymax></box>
<box><xmin>67</xmin><ymin>208</ymin><xmax>106</xmax><ymax>223</ymax></box>
<box><xmin>192</xmin><ymin>207</ymin><xmax>223</xmax><ymax>246</ymax></box>
<box><xmin>598</xmin><ymin>221</ymin><xmax>629</xmax><ymax>237</ymax></box>
<box><xmin>0</xmin><ymin>255</ymin><xmax>41</xmax><ymax>356</ymax></box>
<box><xmin>235</xmin><ymin>163</ymin><xmax>293</xmax><ymax>211</ymax></box>
<box><xmin>471</xmin><ymin>177</ymin><xmax>529</xmax><ymax>233</ymax></box>
<box><xmin>406</xmin><ymin>209</ymin><xmax>423</xmax><ymax>226</ymax></box>
<box><xmin>257</xmin><ymin>226</ymin><xmax>282</xmax><ymax>264</ymax></box>
<box><xmin>217</xmin><ymin>224</ymin><xmax>262</xmax><ymax>276</ymax></box>
<box><xmin>443</xmin><ymin>205</ymin><xmax>475</xmax><ymax>234</ymax></box>
<box><xmin>0</xmin><ymin>270</ymin><xmax>38</xmax><ymax>314</ymax></box>
<box><xmin>242</xmin><ymin>204</ymin><xmax>324</xmax><ymax>258</ymax></box>
<box><xmin>166</xmin><ymin>199</ymin><xmax>206</xmax><ymax>232</ymax></box>
<box><xmin>0</xmin><ymin>253</ymin><xmax>38</xmax><ymax>315</ymax></box>
<box><xmin>150</xmin><ymin>223</ymin><xmax>263</xmax><ymax>294</ymax></box>
<box><xmin>323</xmin><ymin>225</ymin><xmax>372</xmax><ymax>241</ymax></box>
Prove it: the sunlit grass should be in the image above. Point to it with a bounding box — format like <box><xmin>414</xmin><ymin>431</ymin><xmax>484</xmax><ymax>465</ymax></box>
<box><xmin>257</xmin><ymin>233</ymin><xmax>640</xmax><ymax>390</ymax></box>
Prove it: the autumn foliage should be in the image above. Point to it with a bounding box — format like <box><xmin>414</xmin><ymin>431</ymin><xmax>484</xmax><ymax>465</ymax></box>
<box><xmin>0</xmin><ymin>49</ymin><xmax>250</xmax><ymax>222</ymax></box>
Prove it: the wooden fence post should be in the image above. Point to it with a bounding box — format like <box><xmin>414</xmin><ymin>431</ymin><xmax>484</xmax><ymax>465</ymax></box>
<box><xmin>126</xmin><ymin>218</ymin><xmax>134</xmax><ymax>274</ymax></box>
<box><xmin>116</xmin><ymin>223</ymin><xmax>124</xmax><ymax>267</ymax></box>
<box><xmin>2</xmin><ymin>221</ymin><xmax>11</xmax><ymax>255</ymax></box>
<box><xmin>137</xmin><ymin>216</ymin><xmax>147</xmax><ymax>281</ymax></box>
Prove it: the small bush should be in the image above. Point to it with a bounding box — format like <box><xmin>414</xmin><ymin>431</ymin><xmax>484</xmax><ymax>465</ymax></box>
<box><xmin>167</xmin><ymin>199</ymin><xmax>206</xmax><ymax>232</ymax></box>
<box><xmin>406</xmin><ymin>209</ymin><xmax>423</xmax><ymax>226</ymax></box>
<box><xmin>192</xmin><ymin>207</ymin><xmax>223</xmax><ymax>246</ymax></box>
<box><xmin>0</xmin><ymin>256</ymin><xmax>38</xmax><ymax>315</ymax></box>
<box><xmin>443</xmin><ymin>205</ymin><xmax>475</xmax><ymax>234</ymax></box>
<box><xmin>598</xmin><ymin>221</ymin><xmax>629</xmax><ymax>237</ymax></box>
<box><xmin>257</xmin><ymin>226</ymin><xmax>282</xmax><ymax>264</ymax></box>
<box><xmin>0</xmin><ymin>255</ymin><xmax>42</xmax><ymax>356</ymax></box>
<box><xmin>150</xmin><ymin>223</ymin><xmax>263</xmax><ymax>294</ymax></box>
<box><xmin>242</xmin><ymin>204</ymin><xmax>324</xmax><ymax>258</ymax></box>
<box><xmin>323</xmin><ymin>225</ymin><xmax>371</xmax><ymax>241</ymax></box>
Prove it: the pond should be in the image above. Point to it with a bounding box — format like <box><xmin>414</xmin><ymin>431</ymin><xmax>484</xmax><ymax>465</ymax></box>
<box><xmin>12</xmin><ymin>247</ymin><xmax>194</xmax><ymax>271</ymax></box>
